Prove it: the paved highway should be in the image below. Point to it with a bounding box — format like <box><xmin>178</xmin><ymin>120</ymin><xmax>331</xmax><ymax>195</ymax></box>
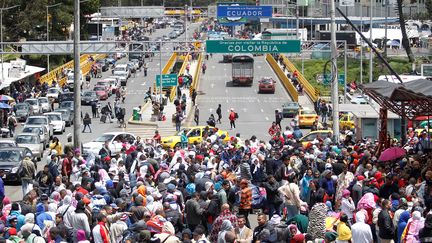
<box><xmin>195</xmin><ymin>54</ymin><xmax>294</xmax><ymax>140</ymax></box>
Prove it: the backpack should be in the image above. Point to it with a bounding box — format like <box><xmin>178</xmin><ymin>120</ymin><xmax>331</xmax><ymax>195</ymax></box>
<box><xmin>235</xmin><ymin>112</ymin><xmax>239</xmax><ymax>119</ymax></box>
<box><xmin>48</xmin><ymin>160</ymin><xmax>60</xmax><ymax>178</ymax></box>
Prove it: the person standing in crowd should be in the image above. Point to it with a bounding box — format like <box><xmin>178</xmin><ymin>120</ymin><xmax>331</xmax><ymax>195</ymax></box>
<box><xmin>275</xmin><ymin>109</ymin><xmax>282</xmax><ymax>129</ymax></box>
<box><xmin>378</xmin><ymin>199</ymin><xmax>395</xmax><ymax>243</ymax></box>
<box><xmin>238</xmin><ymin>179</ymin><xmax>252</xmax><ymax>228</ymax></box>
<box><xmin>185</xmin><ymin>192</ymin><xmax>204</xmax><ymax>232</ymax></box>
<box><xmin>6</xmin><ymin>113</ymin><xmax>17</xmax><ymax>137</ymax></box>
<box><xmin>191</xmin><ymin>88</ymin><xmax>197</xmax><ymax>106</ymax></box>
<box><xmin>21</xmin><ymin>153</ymin><xmax>36</xmax><ymax>196</ymax></box>
<box><xmin>252</xmin><ymin>213</ymin><xmax>276</xmax><ymax>243</ymax></box>
<box><xmin>228</xmin><ymin>108</ymin><xmax>237</xmax><ymax>129</ymax></box>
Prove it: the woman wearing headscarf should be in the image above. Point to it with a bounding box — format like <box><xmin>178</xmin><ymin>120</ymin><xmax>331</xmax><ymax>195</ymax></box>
<box><xmin>401</xmin><ymin>211</ymin><xmax>424</xmax><ymax>243</ymax></box>
<box><xmin>397</xmin><ymin>211</ymin><xmax>410</xmax><ymax>243</ymax></box>
<box><xmin>340</xmin><ymin>189</ymin><xmax>355</xmax><ymax>222</ymax></box>
<box><xmin>217</xmin><ymin>220</ymin><xmax>234</xmax><ymax>243</ymax></box>
<box><xmin>1</xmin><ymin>197</ymin><xmax>11</xmax><ymax>222</ymax></box>
<box><xmin>300</xmin><ymin>168</ymin><xmax>313</xmax><ymax>201</ymax></box>
<box><xmin>419</xmin><ymin>214</ymin><xmax>432</xmax><ymax>242</ymax></box>
<box><xmin>154</xmin><ymin>221</ymin><xmax>181</xmax><ymax>243</ymax></box>
<box><xmin>357</xmin><ymin>192</ymin><xmax>376</xmax><ymax>226</ymax></box>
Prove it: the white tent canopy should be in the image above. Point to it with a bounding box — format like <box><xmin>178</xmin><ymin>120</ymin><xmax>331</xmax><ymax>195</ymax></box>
<box><xmin>357</xmin><ymin>28</ymin><xmax>419</xmax><ymax>48</ymax></box>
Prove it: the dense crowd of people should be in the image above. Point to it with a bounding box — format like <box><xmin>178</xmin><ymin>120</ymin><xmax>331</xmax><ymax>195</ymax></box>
<box><xmin>1</xmin><ymin>122</ymin><xmax>432</xmax><ymax>243</ymax></box>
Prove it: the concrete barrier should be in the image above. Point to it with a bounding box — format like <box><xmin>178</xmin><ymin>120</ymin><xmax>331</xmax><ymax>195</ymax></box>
<box><xmin>280</xmin><ymin>54</ymin><xmax>319</xmax><ymax>102</ymax></box>
<box><xmin>266</xmin><ymin>54</ymin><xmax>298</xmax><ymax>102</ymax></box>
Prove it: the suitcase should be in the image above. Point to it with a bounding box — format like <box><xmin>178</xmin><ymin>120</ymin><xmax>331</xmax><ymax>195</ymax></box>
<box><xmin>100</xmin><ymin>114</ymin><xmax>107</xmax><ymax>123</ymax></box>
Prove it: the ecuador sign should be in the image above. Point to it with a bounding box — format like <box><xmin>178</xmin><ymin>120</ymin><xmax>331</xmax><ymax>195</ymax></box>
<box><xmin>156</xmin><ymin>74</ymin><xmax>177</xmax><ymax>87</ymax></box>
<box><xmin>206</xmin><ymin>40</ymin><xmax>301</xmax><ymax>54</ymax></box>
<box><xmin>217</xmin><ymin>5</ymin><xmax>272</xmax><ymax>18</ymax></box>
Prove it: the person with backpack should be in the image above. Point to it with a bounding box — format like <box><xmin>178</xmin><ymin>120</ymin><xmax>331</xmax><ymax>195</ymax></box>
<box><xmin>175</xmin><ymin>111</ymin><xmax>183</xmax><ymax>132</ymax></box>
<box><xmin>228</xmin><ymin>108</ymin><xmax>237</xmax><ymax>129</ymax></box>
<box><xmin>275</xmin><ymin>109</ymin><xmax>283</xmax><ymax>130</ymax></box>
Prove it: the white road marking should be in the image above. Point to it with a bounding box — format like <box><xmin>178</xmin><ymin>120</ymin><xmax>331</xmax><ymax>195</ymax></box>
<box><xmin>261</xmin><ymin>109</ymin><xmax>264</xmax><ymax>112</ymax></box>
<box><xmin>212</xmin><ymin>65</ymin><xmax>216</xmax><ymax>69</ymax></box>
<box><xmin>211</xmin><ymin>83</ymin><xmax>214</xmax><ymax>88</ymax></box>
<box><xmin>258</xmin><ymin>66</ymin><xmax>262</xmax><ymax>69</ymax></box>
<box><xmin>242</xmin><ymin>108</ymin><xmax>247</xmax><ymax>112</ymax></box>
<box><xmin>226</xmin><ymin>99</ymin><xmax>228</xmax><ymax>103</ymax></box>
<box><xmin>254</xmin><ymin>89</ymin><xmax>257</xmax><ymax>93</ymax></box>
<box><xmin>265</xmin><ymin>117</ymin><xmax>269</xmax><ymax>121</ymax></box>
<box><xmin>209</xmin><ymin>108</ymin><xmax>213</xmax><ymax>113</ymax></box>
<box><xmin>141</xmin><ymin>83</ymin><xmax>146</xmax><ymax>86</ymax></box>
<box><xmin>257</xmin><ymin>99</ymin><xmax>260</xmax><ymax>103</ymax></box>
<box><xmin>225</xmin><ymin>89</ymin><xmax>228</xmax><ymax>93</ymax></box>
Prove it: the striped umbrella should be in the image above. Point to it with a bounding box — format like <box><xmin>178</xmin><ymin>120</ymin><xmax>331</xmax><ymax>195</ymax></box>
<box><xmin>0</xmin><ymin>95</ymin><xmax>14</xmax><ymax>102</ymax></box>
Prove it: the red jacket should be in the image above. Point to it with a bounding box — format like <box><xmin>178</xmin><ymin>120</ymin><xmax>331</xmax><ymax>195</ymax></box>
<box><xmin>229</xmin><ymin>111</ymin><xmax>236</xmax><ymax>121</ymax></box>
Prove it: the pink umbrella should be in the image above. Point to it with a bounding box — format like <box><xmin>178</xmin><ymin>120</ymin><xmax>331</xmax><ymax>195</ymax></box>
<box><xmin>379</xmin><ymin>147</ymin><xmax>406</xmax><ymax>161</ymax></box>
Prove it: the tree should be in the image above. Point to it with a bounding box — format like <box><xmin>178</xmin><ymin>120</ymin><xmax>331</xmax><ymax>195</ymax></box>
<box><xmin>396</xmin><ymin>0</ymin><xmax>415</xmax><ymax>63</ymax></box>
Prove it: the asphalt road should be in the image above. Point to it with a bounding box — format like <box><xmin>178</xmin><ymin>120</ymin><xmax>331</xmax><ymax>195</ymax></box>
<box><xmin>4</xmin><ymin>23</ymin><xmax>201</xmax><ymax>201</ymax></box>
<box><xmin>195</xmin><ymin>54</ymin><xmax>296</xmax><ymax>140</ymax></box>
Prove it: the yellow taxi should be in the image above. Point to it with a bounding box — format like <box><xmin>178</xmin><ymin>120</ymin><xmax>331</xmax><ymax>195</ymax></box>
<box><xmin>298</xmin><ymin>108</ymin><xmax>319</xmax><ymax>128</ymax></box>
<box><xmin>299</xmin><ymin>130</ymin><xmax>333</xmax><ymax>147</ymax></box>
<box><xmin>339</xmin><ymin>113</ymin><xmax>355</xmax><ymax>130</ymax></box>
<box><xmin>161</xmin><ymin>126</ymin><xmax>230</xmax><ymax>149</ymax></box>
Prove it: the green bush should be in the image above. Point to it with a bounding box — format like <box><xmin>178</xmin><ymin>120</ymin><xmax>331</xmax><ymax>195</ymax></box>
<box><xmin>291</xmin><ymin>57</ymin><xmax>416</xmax><ymax>94</ymax></box>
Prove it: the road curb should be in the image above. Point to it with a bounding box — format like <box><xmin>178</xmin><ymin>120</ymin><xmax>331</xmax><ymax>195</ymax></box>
<box><xmin>127</xmin><ymin>102</ymin><xmax>158</xmax><ymax>126</ymax></box>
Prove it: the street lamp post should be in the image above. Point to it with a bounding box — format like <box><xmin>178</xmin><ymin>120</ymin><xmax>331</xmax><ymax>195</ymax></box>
<box><xmin>46</xmin><ymin>3</ymin><xmax>62</xmax><ymax>73</ymax></box>
<box><xmin>0</xmin><ymin>5</ymin><xmax>19</xmax><ymax>84</ymax></box>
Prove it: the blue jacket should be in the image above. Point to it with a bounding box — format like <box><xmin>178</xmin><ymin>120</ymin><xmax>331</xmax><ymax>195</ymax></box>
<box><xmin>397</xmin><ymin>211</ymin><xmax>410</xmax><ymax>243</ymax></box>
<box><xmin>0</xmin><ymin>177</ymin><xmax>4</xmax><ymax>199</ymax></box>
<box><xmin>8</xmin><ymin>211</ymin><xmax>25</xmax><ymax>231</ymax></box>
<box><xmin>36</xmin><ymin>203</ymin><xmax>53</xmax><ymax>230</ymax></box>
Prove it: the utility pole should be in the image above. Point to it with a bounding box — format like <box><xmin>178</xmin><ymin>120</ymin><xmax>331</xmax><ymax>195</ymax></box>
<box><xmin>360</xmin><ymin>2</ymin><xmax>363</xmax><ymax>83</ymax></box>
<box><xmin>369</xmin><ymin>0</ymin><xmax>373</xmax><ymax>83</ymax></box>
<box><xmin>0</xmin><ymin>5</ymin><xmax>19</xmax><ymax>84</ymax></box>
<box><xmin>330</xmin><ymin>0</ymin><xmax>340</xmax><ymax>143</ymax></box>
<box><xmin>47</xmin><ymin>3</ymin><xmax>63</xmax><ymax>73</ymax></box>
<box><xmin>296</xmin><ymin>4</ymin><xmax>299</xmax><ymax>40</ymax></box>
<box><xmin>73</xmin><ymin>0</ymin><xmax>81</xmax><ymax>150</ymax></box>
<box><xmin>185</xmin><ymin>4</ymin><xmax>188</xmax><ymax>44</ymax></box>
<box><xmin>383</xmin><ymin>0</ymin><xmax>388</xmax><ymax>57</ymax></box>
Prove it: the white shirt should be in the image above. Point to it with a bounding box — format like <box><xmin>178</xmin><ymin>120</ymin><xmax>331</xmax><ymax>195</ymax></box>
<box><xmin>351</xmin><ymin>215</ymin><xmax>373</xmax><ymax>243</ymax></box>
<box><xmin>340</xmin><ymin>197</ymin><xmax>356</xmax><ymax>219</ymax></box>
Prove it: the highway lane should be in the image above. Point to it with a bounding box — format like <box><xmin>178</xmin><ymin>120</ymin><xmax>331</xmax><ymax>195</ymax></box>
<box><xmin>195</xmin><ymin>54</ymin><xmax>294</xmax><ymax>140</ymax></box>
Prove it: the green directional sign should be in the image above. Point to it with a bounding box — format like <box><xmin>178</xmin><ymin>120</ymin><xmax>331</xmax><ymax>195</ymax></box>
<box><xmin>206</xmin><ymin>40</ymin><xmax>301</xmax><ymax>54</ymax></box>
<box><xmin>156</xmin><ymin>74</ymin><xmax>178</xmax><ymax>87</ymax></box>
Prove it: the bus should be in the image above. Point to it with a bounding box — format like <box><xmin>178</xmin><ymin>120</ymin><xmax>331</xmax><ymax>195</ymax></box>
<box><xmin>232</xmin><ymin>54</ymin><xmax>254</xmax><ymax>86</ymax></box>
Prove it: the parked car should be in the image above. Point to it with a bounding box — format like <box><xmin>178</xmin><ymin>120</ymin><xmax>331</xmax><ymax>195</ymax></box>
<box><xmin>0</xmin><ymin>140</ymin><xmax>17</xmax><ymax>149</ymax></box>
<box><xmin>83</xmin><ymin>132</ymin><xmax>136</xmax><ymax>156</ymax></box>
<box><xmin>14</xmin><ymin>103</ymin><xmax>30</xmax><ymax>122</ymax></box>
<box><xmin>58</xmin><ymin>92</ymin><xmax>74</xmax><ymax>103</ymax></box>
<box><xmin>59</xmin><ymin>101</ymin><xmax>74</xmax><ymax>113</ymax></box>
<box><xmin>44</xmin><ymin>112</ymin><xmax>65</xmax><ymax>134</ymax></box>
<box><xmin>24</xmin><ymin>98</ymin><xmax>41</xmax><ymax>115</ymax></box>
<box><xmin>258</xmin><ymin>77</ymin><xmax>276</xmax><ymax>93</ymax></box>
<box><xmin>25</xmin><ymin>116</ymin><xmax>53</xmax><ymax>139</ymax></box>
<box><xmin>54</xmin><ymin>108</ymin><xmax>73</xmax><ymax>127</ymax></box>
<box><xmin>350</xmin><ymin>95</ymin><xmax>369</xmax><ymax>105</ymax></box>
<box><xmin>81</xmin><ymin>91</ymin><xmax>99</xmax><ymax>105</ymax></box>
<box><xmin>96</xmin><ymin>59</ymin><xmax>110</xmax><ymax>72</ymax></box>
<box><xmin>46</xmin><ymin>87</ymin><xmax>62</xmax><ymax>102</ymax></box>
<box><xmin>95</xmin><ymin>80</ymin><xmax>114</xmax><ymax>95</ymax></box>
<box><xmin>93</xmin><ymin>86</ymin><xmax>109</xmax><ymax>100</ymax></box>
<box><xmin>38</xmin><ymin>97</ymin><xmax>51</xmax><ymax>113</ymax></box>
<box><xmin>22</xmin><ymin>125</ymin><xmax>49</xmax><ymax>148</ymax></box>
<box><xmin>15</xmin><ymin>133</ymin><xmax>43</xmax><ymax>161</ymax></box>
<box><xmin>0</xmin><ymin>147</ymin><xmax>35</xmax><ymax>182</ymax></box>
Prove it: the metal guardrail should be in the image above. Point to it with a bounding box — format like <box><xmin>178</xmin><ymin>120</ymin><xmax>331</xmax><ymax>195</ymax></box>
<box><xmin>191</xmin><ymin>53</ymin><xmax>203</xmax><ymax>92</ymax></box>
<box><xmin>39</xmin><ymin>54</ymin><xmax>106</xmax><ymax>86</ymax></box>
<box><xmin>280</xmin><ymin>54</ymin><xmax>319</xmax><ymax>102</ymax></box>
<box><xmin>266</xmin><ymin>54</ymin><xmax>298</xmax><ymax>102</ymax></box>
<box><xmin>169</xmin><ymin>53</ymin><xmax>190</xmax><ymax>102</ymax></box>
